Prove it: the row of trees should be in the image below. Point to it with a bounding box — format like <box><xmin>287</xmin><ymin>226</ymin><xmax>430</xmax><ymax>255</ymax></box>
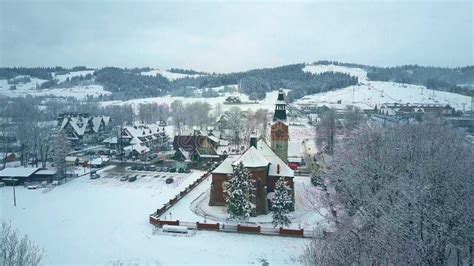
<box><xmin>0</xmin><ymin>66</ymin><xmax>89</xmax><ymax>80</ymax></box>
<box><xmin>314</xmin><ymin>105</ymin><xmax>365</xmax><ymax>155</ymax></box>
<box><xmin>306</xmin><ymin>118</ymin><xmax>474</xmax><ymax>264</ymax></box>
<box><xmin>0</xmin><ymin>97</ymin><xmax>70</xmax><ymax>175</ymax></box>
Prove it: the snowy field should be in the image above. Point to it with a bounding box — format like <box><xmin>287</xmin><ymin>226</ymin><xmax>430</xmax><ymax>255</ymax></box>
<box><xmin>0</xmin><ymin>167</ymin><xmax>309</xmax><ymax>264</ymax></box>
<box><xmin>303</xmin><ymin>64</ymin><xmax>369</xmax><ymax>83</ymax></box>
<box><xmin>53</xmin><ymin>70</ymin><xmax>95</xmax><ymax>83</ymax></box>
<box><xmin>140</xmin><ymin>69</ymin><xmax>204</xmax><ymax>80</ymax></box>
<box><xmin>297</xmin><ymin>64</ymin><xmax>472</xmax><ymax>111</ymax></box>
<box><xmin>0</xmin><ymin>74</ymin><xmax>111</xmax><ymax>99</ymax></box>
<box><xmin>101</xmin><ymin>89</ymin><xmax>287</xmax><ymax>113</ymax></box>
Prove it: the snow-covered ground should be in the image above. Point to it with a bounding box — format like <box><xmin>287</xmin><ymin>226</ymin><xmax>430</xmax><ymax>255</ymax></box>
<box><xmin>188</xmin><ymin>176</ymin><xmax>328</xmax><ymax>229</ymax></box>
<box><xmin>101</xmin><ymin>89</ymin><xmax>287</xmax><ymax>113</ymax></box>
<box><xmin>0</xmin><ymin>168</ymin><xmax>309</xmax><ymax>264</ymax></box>
<box><xmin>53</xmin><ymin>70</ymin><xmax>95</xmax><ymax>83</ymax></box>
<box><xmin>0</xmin><ymin>76</ymin><xmax>111</xmax><ymax>99</ymax></box>
<box><xmin>298</xmin><ymin>64</ymin><xmax>472</xmax><ymax>111</ymax></box>
<box><xmin>303</xmin><ymin>64</ymin><xmax>369</xmax><ymax>83</ymax></box>
<box><xmin>141</xmin><ymin>69</ymin><xmax>204</xmax><ymax>81</ymax></box>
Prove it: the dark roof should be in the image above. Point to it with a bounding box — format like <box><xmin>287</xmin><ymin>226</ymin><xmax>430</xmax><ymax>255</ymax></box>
<box><xmin>173</xmin><ymin>135</ymin><xmax>218</xmax><ymax>152</ymax></box>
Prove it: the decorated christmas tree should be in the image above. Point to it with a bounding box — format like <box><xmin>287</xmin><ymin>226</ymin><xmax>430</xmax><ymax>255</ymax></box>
<box><xmin>225</xmin><ymin>162</ymin><xmax>255</xmax><ymax>221</ymax></box>
<box><xmin>272</xmin><ymin>176</ymin><xmax>293</xmax><ymax>228</ymax></box>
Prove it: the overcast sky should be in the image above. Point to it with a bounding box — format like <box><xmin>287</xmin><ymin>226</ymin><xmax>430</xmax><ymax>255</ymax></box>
<box><xmin>0</xmin><ymin>0</ymin><xmax>472</xmax><ymax>72</ymax></box>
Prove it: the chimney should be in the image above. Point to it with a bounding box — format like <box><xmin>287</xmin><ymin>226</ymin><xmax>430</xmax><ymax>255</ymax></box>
<box><xmin>250</xmin><ymin>131</ymin><xmax>257</xmax><ymax>148</ymax></box>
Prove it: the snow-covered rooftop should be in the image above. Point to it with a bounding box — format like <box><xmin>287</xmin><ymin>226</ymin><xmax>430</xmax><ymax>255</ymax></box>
<box><xmin>256</xmin><ymin>140</ymin><xmax>294</xmax><ymax>177</ymax></box>
<box><xmin>212</xmin><ymin>140</ymin><xmax>294</xmax><ymax>178</ymax></box>
<box><xmin>0</xmin><ymin>167</ymin><xmax>40</xmax><ymax>177</ymax></box>
<box><xmin>232</xmin><ymin>146</ymin><xmax>269</xmax><ymax>168</ymax></box>
<box><xmin>35</xmin><ymin>169</ymin><xmax>58</xmax><ymax>175</ymax></box>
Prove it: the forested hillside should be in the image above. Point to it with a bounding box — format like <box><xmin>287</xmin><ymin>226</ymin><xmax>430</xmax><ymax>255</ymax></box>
<box><xmin>366</xmin><ymin>65</ymin><xmax>474</xmax><ymax>95</ymax></box>
<box><xmin>1</xmin><ymin>62</ymin><xmax>472</xmax><ymax>100</ymax></box>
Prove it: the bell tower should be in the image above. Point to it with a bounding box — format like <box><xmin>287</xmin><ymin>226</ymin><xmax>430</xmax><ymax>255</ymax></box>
<box><xmin>271</xmin><ymin>89</ymin><xmax>289</xmax><ymax>162</ymax></box>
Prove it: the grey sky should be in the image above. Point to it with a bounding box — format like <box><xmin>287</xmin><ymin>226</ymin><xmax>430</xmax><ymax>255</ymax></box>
<box><xmin>0</xmin><ymin>0</ymin><xmax>472</xmax><ymax>72</ymax></box>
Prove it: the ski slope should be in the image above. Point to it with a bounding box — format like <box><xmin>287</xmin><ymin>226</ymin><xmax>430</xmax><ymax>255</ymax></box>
<box><xmin>303</xmin><ymin>64</ymin><xmax>369</xmax><ymax>83</ymax></box>
<box><xmin>297</xmin><ymin>64</ymin><xmax>472</xmax><ymax>111</ymax></box>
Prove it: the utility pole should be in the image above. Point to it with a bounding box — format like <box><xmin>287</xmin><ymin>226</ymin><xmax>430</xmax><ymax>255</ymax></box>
<box><xmin>12</xmin><ymin>179</ymin><xmax>18</xmax><ymax>206</ymax></box>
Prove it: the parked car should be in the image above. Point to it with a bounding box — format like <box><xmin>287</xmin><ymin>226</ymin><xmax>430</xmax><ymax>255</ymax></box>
<box><xmin>128</xmin><ymin>176</ymin><xmax>137</xmax><ymax>182</ymax></box>
<box><xmin>178</xmin><ymin>168</ymin><xmax>184</xmax><ymax>173</ymax></box>
<box><xmin>165</xmin><ymin>177</ymin><xmax>174</xmax><ymax>184</ymax></box>
<box><xmin>157</xmin><ymin>167</ymin><xmax>163</xmax><ymax>172</ymax></box>
<box><xmin>136</xmin><ymin>165</ymin><xmax>144</xmax><ymax>171</ymax></box>
<box><xmin>90</xmin><ymin>173</ymin><xmax>100</xmax><ymax>179</ymax></box>
<box><xmin>144</xmin><ymin>166</ymin><xmax>151</xmax><ymax>171</ymax></box>
<box><xmin>162</xmin><ymin>167</ymin><xmax>169</xmax><ymax>172</ymax></box>
<box><xmin>149</xmin><ymin>165</ymin><xmax>157</xmax><ymax>171</ymax></box>
<box><xmin>0</xmin><ymin>182</ymin><xmax>5</xmax><ymax>187</ymax></box>
<box><xmin>27</xmin><ymin>185</ymin><xmax>39</xmax><ymax>189</ymax></box>
<box><xmin>131</xmin><ymin>165</ymin><xmax>138</xmax><ymax>171</ymax></box>
<box><xmin>184</xmin><ymin>168</ymin><xmax>191</xmax><ymax>173</ymax></box>
<box><xmin>169</xmin><ymin>167</ymin><xmax>177</xmax><ymax>173</ymax></box>
<box><xmin>120</xmin><ymin>176</ymin><xmax>129</xmax><ymax>181</ymax></box>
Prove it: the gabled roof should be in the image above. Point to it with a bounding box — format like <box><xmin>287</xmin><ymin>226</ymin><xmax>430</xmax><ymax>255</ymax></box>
<box><xmin>0</xmin><ymin>167</ymin><xmax>40</xmax><ymax>178</ymax></box>
<box><xmin>212</xmin><ymin>140</ymin><xmax>294</xmax><ymax>178</ymax></box>
<box><xmin>232</xmin><ymin>146</ymin><xmax>269</xmax><ymax>168</ymax></box>
<box><xmin>255</xmin><ymin>139</ymin><xmax>294</xmax><ymax>177</ymax></box>
<box><xmin>212</xmin><ymin>155</ymin><xmax>238</xmax><ymax>174</ymax></box>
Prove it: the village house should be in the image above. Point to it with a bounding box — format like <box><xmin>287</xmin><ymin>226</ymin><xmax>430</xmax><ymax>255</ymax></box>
<box><xmin>209</xmin><ymin>90</ymin><xmax>295</xmax><ymax>216</ymax></box>
<box><xmin>172</xmin><ymin>132</ymin><xmax>221</xmax><ymax>162</ymax></box>
<box><xmin>377</xmin><ymin>103</ymin><xmax>455</xmax><ymax>117</ymax></box>
<box><xmin>103</xmin><ymin>123</ymin><xmax>170</xmax><ymax>159</ymax></box>
<box><xmin>0</xmin><ymin>167</ymin><xmax>60</xmax><ymax>184</ymax></box>
<box><xmin>57</xmin><ymin>113</ymin><xmax>111</xmax><ymax>144</ymax></box>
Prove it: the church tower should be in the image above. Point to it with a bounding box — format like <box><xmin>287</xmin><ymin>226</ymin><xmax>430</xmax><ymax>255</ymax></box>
<box><xmin>271</xmin><ymin>89</ymin><xmax>289</xmax><ymax>162</ymax></box>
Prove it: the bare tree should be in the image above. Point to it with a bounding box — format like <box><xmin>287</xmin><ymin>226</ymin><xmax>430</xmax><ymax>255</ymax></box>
<box><xmin>305</xmin><ymin>119</ymin><xmax>474</xmax><ymax>265</ymax></box>
<box><xmin>315</xmin><ymin>108</ymin><xmax>337</xmax><ymax>155</ymax></box>
<box><xmin>343</xmin><ymin>105</ymin><xmax>365</xmax><ymax>135</ymax></box>
<box><xmin>171</xmin><ymin>100</ymin><xmax>185</xmax><ymax>134</ymax></box>
<box><xmin>226</xmin><ymin>107</ymin><xmax>244</xmax><ymax>150</ymax></box>
<box><xmin>0</xmin><ymin>221</ymin><xmax>44</xmax><ymax>266</ymax></box>
<box><xmin>255</xmin><ymin>108</ymin><xmax>269</xmax><ymax>137</ymax></box>
<box><xmin>53</xmin><ymin>132</ymin><xmax>70</xmax><ymax>177</ymax></box>
<box><xmin>0</xmin><ymin>121</ymin><xmax>12</xmax><ymax>169</ymax></box>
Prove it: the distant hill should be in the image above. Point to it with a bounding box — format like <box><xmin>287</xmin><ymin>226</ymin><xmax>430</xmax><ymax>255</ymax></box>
<box><xmin>0</xmin><ymin>62</ymin><xmax>472</xmax><ymax>101</ymax></box>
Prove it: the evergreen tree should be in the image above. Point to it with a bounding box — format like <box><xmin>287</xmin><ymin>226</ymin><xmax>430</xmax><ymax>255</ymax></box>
<box><xmin>271</xmin><ymin>177</ymin><xmax>293</xmax><ymax>228</ymax></box>
<box><xmin>225</xmin><ymin>162</ymin><xmax>255</xmax><ymax>221</ymax></box>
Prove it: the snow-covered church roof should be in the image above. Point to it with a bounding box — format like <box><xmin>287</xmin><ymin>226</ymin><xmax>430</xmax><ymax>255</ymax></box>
<box><xmin>231</xmin><ymin>146</ymin><xmax>269</xmax><ymax>168</ymax></box>
<box><xmin>212</xmin><ymin>139</ymin><xmax>294</xmax><ymax>178</ymax></box>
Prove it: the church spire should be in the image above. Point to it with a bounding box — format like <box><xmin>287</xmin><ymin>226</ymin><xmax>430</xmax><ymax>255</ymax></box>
<box><xmin>273</xmin><ymin>89</ymin><xmax>287</xmax><ymax>122</ymax></box>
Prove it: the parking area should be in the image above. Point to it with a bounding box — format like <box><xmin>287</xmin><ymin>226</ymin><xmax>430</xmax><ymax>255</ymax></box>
<box><xmin>84</xmin><ymin>165</ymin><xmax>205</xmax><ymax>192</ymax></box>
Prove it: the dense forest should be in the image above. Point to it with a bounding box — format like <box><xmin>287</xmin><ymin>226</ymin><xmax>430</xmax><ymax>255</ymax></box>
<box><xmin>172</xmin><ymin>64</ymin><xmax>358</xmax><ymax>101</ymax></box>
<box><xmin>1</xmin><ymin>62</ymin><xmax>473</xmax><ymax>100</ymax></box>
<box><xmin>366</xmin><ymin>65</ymin><xmax>474</xmax><ymax>96</ymax></box>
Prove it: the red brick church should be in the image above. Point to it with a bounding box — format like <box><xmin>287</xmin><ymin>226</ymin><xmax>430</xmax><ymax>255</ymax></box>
<box><xmin>209</xmin><ymin>90</ymin><xmax>294</xmax><ymax>215</ymax></box>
